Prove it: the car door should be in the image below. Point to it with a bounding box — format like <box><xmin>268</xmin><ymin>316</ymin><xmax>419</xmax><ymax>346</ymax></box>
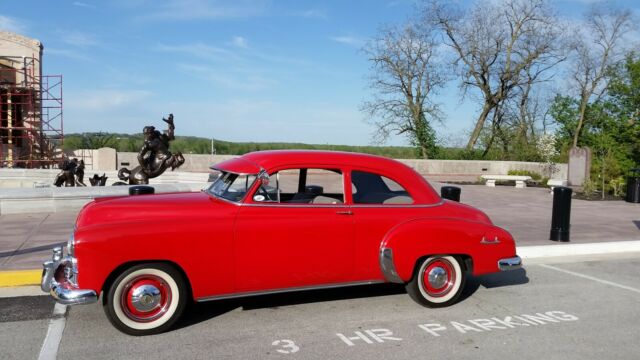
<box><xmin>349</xmin><ymin>169</ymin><xmax>426</xmax><ymax>280</ymax></box>
<box><xmin>234</xmin><ymin>167</ymin><xmax>356</xmax><ymax>293</ymax></box>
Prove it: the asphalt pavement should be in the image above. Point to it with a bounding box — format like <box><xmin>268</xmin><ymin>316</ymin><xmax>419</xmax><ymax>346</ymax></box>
<box><xmin>1</xmin><ymin>255</ymin><xmax>639</xmax><ymax>359</ymax></box>
<box><xmin>0</xmin><ymin>182</ymin><xmax>639</xmax><ymax>359</ymax></box>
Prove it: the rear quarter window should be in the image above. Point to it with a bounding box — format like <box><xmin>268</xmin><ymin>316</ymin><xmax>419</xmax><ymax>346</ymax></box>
<box><xmin>351</xmin><ymin>170</ymin><xmax>413</xmax><ymax>205</ymax></box>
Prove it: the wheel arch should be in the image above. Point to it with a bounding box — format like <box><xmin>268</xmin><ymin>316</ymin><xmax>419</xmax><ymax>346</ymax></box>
<box><xmin>100</xmin><ymin>260</ymin><xmax>194</xmax><ymax>305</ymax></box>
<box><xmin>380</xmin><ymin>217</ymin><xmax>486</xmax><ymax>282</ymax></box>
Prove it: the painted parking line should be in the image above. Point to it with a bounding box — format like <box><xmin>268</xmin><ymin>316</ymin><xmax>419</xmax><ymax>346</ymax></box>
<box><xmin>0</xmin><ymin>270</ymin><xmax>41</xmax><ymax>287</ymax></box>
<box><xmin>539</xmin><ymin>263</ymin><xmax>640</xmax><ymax>294</ymax></box>
<box><xmin>38</xmin><ymin>303</ymin><xmax>68</xmax><ymax>360</ymax></box>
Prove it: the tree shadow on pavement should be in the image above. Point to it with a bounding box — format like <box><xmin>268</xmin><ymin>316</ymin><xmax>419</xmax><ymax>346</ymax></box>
<box><xmin>460</xmin><ymin>268</ymin><xmax>529</xmax><ymax>302</ymax></box>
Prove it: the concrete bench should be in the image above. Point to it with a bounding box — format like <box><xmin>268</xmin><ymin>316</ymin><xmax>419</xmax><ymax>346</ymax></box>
<box><xmin>481</xmin><ymin>175</ymin><xmax>532</xmax><ymax>188</ymax></box>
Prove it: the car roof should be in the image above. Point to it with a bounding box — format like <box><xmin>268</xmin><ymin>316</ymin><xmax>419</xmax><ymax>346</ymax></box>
<box><xmin>212</xmin><ymin>150</ymin><xmax>440</xmax><ymax>204</ymax></box>
<box><xmin>214</xmin><ymin>150</ymin><xmax>406</xmax><ymax>172</ymax></box>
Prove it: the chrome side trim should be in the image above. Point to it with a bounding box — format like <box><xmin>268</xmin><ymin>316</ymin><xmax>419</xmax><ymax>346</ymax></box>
<box><xmin>379</xmin><ymin>248</ymin><xmax>404</xmax><ymax>283</ymax></box>
<box><xmin>195</xmin><ymin>280</ymin><xmax>385</xmax><ymax>302</ymax></box>
<box><xmin>240</xmin><ymin>200</ymin><xmax>444</xmax><ymax>209</ymax></box>
<box><xmin>351</xmin><ymin>200</ymin><xmax>444</xmax><ymax>208</ymax></box>
<box><xmin>498</xmin><ymin>256</ymin><xmax>522</xmax><ymax>271</ymax></box>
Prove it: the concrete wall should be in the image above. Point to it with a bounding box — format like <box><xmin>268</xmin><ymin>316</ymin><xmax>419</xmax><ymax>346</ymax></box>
<box><xmin>115</xmin><ymin>151</ymin><xmax>567</xmax><ymax>178</ymax></box>
<box><xmin>115</xmin><ymin>152</ymin><xmax>234</xmax><ymax>173</ymax></box>
<box><xmin>0</xmin><ymin>183</ymin><xmax>206</xmax><ymax>215</ymax></box>
<box><xmin>0</xmin><ymin>168</ymin><xmax>212</xmax><ymax>188</ymax></box>
<box><xmin>398</xmin><ymin>159</ymin><xmax>567</xmax><ymax>180</ymax></box>
<box><xmin>0</xmin><ymin>151</ymin><xmax>567</xmax><ymax>189</ymax></box>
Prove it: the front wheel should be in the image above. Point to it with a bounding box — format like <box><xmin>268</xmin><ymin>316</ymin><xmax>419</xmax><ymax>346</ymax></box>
<box><xmin>405</xmin><ymin>255</ymin><xmax>466</xmax><ymax>308</ymax></box>
<box><xmin>104</xmin><ymin>263</ymin><xmax>187</xmax><ymax>336</ymax></box>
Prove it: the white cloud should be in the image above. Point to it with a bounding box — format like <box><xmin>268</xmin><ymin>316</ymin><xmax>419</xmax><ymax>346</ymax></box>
<box><xmin>154</xmin><ymin>40</ymin><xmax>319</xmax><ymax>93</ymax></box>
<box><xmin>155</xmin><ymin>43</ymin><xmax>243</xmax><ymax>63</ymax></box>
<box><xmin>46</xmin><ymin>48</ymin><xmax>93</xmax><ymax>62</ymax></box>
<box><xmin>135</xmin><ymin>0</ymin><xmax>269</xmax><ymax>21</ymax></box>
<box><xmin>67</xmin><ymin>89</ymin><xmax>152</xmax><ymax>111</ymax></box>
<box><xmin>232</xmin><ymin>36</ymin><xmax>248</xmax><ymax>49</ymax></box>
<box><xmin>288</xmin><ymin>9</ymin><xmax>327</xmax><ymax>19</ymax></box>
<box><xmin>330</xmin><ymin>35</ymin><xmax>364</xmax><ymax>47</ymax></box>
<box><xmin>73</xmin><ymin>2</ymin><xmax>96</xmax><ymax>8</ymax></box>
<box><xmin>61</xmin><ymin>31</ymin><xmax>98</xmax><ymax>47</ymax></box>
<box><xmin>0</xmin><ymin>15</ymin><xmax>27</xmax><ymax>33</ymax></box>
<box><xmin>177</xmin><ymin>63</ymin><xmax>276</xmax><ymax>91</ymax></box>
<box><xmin>157</xmin><ymin>99</ymin><xmax>373</xmax><ymax>145</ymax></box>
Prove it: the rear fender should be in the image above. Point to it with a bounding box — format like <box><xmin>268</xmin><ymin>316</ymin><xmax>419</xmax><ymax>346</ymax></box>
<box><xmin>380</xmin><ymin>218</ymin><xmax>515</xmax><ymax>281</ymax></box>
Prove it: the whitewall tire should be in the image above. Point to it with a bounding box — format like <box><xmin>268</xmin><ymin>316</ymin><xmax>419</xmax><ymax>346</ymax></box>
<box><xmin>104</xmin><ymin>263</ymin><xmax>187</xmax><ymax>336</ymax></box>
<box><xmin>405</xmin><ymin>255</ymin><xmax>466</xmax><ymax>308</ymax></box>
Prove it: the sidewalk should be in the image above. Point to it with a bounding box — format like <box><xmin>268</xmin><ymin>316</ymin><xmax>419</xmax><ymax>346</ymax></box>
<box><xmin>1</xmin><ymin>183</ymin><xmax>639</xmax><ymax>282</ymax></box>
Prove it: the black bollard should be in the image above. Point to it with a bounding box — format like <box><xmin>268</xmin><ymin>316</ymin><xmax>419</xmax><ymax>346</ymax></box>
<box><xmin>625</xmin><ymin>168</ymin><xmax>640</xmax><ymax>203</ymax></box>
<box><xmin>441</xmin><ymin>186</ymin><xmax>461</xmax><ymax>202</ymax></box>
<box><xmin>550</xmin><ymin>186</ymin><xmax>572</xmax><ymax>242</ymax></box>
<box><xmin>129</xmin><ymin>185</ymin><xmax>155</xmax><ymax>196</ymax></box>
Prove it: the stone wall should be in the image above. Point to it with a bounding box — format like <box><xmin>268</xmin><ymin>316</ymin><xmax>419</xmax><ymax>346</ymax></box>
<box><xmin>2</xmin><ymin>148</ymin><xmax>568</xmax><ymax>188</ymax></box>
<box><xmin>114</xmin><ymin>151</ymin><xmax>567</xmax><ymax>178</ymax></box>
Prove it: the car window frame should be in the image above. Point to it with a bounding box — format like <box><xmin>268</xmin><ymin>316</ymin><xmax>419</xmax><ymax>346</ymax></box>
<box><xmin>347</xmin><ymin>167</ymin><xmax>415</xmax><ymax>206</ymax></box>
<box><xmin>245</xmin><ymin>165</ymin><xmax>348</xmax><ymax>206</ymax></box>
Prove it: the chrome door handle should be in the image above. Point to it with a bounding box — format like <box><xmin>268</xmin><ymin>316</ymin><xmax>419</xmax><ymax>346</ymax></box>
<box><xmin>336</xmin><ymin>210</ymin><xmax>353</xmax><ymax>215</ymax></box>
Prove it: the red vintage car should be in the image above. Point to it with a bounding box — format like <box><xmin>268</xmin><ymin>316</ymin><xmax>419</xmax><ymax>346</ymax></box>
<box><xmin>41</xmin><ymin>150</ymin><xmax>521</xmax><ymax>335</ymax></box>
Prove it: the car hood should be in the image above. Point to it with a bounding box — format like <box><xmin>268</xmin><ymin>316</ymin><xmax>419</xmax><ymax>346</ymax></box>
<box><xmin>75</xmin><ymin>191</ymin><xmax>233</xmax><ymax>229</ymax></box>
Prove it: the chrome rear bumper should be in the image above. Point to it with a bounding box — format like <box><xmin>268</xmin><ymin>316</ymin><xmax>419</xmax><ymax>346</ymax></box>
<box><xmin>41</xmin><ymin>247</ymin><xmax>97</xmax><ymax>305</ymax></box>
<box><xmin>498</xmin><ymin>256</ymin><xmax>522</xmax><ymax>271</ymax></box>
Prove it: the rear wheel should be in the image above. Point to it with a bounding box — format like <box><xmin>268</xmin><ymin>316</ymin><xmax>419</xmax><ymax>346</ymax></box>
<box><xmin>405</xmin><ymin>255</ymin><xmax>466</xmax><ymax>307</ymax></box>
<box><xmin>104</xmin><ymin>263</ymin><xmax>187</xmax><ymax>336</ymax></box>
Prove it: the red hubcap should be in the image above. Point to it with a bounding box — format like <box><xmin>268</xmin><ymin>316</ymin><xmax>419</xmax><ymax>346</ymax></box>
<box><xmin>121</xmin><ymin>275</ymin><xmax>171</xmax><ymax>322</ymax></box>
<box><xmin>421</xmin><ymin>258</ymin><xmax>455</xmax><ymax>297</ymax></box>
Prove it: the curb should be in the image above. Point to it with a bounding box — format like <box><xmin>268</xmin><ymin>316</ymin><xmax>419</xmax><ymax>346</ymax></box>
<box><xmin>0</xmin><ymin>269</ymin><xmax>41</xmax><ymax>287</ymax></box>
<box><xmin>1</xmin><ymin>241</ymin><xmax>639</xmax><ymax>288</ymax></box>
<box><xmin>517</xmin><ymin>240</ymin><xmax>640</xmax><ymax>259</ymax></box>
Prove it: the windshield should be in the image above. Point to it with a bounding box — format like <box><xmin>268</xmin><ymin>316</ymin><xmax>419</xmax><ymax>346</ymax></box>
<box><xmin>207</xmin><ymin>171</ymin><xmax>257</xmax><ymax>202</ymax></box>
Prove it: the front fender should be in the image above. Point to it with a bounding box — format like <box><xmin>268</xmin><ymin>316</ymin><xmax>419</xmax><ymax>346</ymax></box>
<box><xmin>73</xmin><ymin>215</ymin><xmax>234</xmax><ymax>299</ymax></box>
<box><xmin>380</xmin><ymin>218</ymin><xmax>517</xmax><ymax>281</ymax></box>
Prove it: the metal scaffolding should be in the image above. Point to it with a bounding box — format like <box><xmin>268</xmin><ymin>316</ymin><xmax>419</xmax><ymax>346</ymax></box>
<box><xmin>0</xmin><ymin>55</ymin><xmax>63</xmax><ymax>168</ymax></box>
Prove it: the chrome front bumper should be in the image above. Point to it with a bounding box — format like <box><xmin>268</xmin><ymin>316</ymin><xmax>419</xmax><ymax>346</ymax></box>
<box><xmin>41</xmin><ymin>247</ymin><xmax>97</xmax><ymax>305</ymax></box>
<box><xmin>498</xmin><ymin>256</ymin><xmax>522</xmax><ymax>271</ymax></box>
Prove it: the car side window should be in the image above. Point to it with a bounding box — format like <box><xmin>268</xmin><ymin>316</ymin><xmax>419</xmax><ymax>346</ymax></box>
<box><xmin>351</xmin><ymin>170</ymin><xmax>413</xmax><ymax>205</ymax></box>
<box><xmin>253</xmin><ymin>168</ymin><xmax>345</xmax><ymax>205</ymax></box>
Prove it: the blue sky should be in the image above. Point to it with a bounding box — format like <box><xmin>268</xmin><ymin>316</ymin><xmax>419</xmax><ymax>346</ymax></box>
<box><xmin>1</xmin><ymin>0</ymin><xmax>638</xmax><ymax>146</ymax></box>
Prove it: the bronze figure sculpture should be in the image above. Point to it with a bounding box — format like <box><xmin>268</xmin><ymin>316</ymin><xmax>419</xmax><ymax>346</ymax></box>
<box><xmin>117</xmin><ymin>114</ymin><xmax>185</xmax><ymax>185</ymax></box>
<box><xmin>54</xmin><ymin>158</ymin><xmax>86</xmax><ymax>187</ymax></box>
<box><xmin>89</xmin><ymin>173</ymin><xmax>108</xmax><ymax>186</ymax></box>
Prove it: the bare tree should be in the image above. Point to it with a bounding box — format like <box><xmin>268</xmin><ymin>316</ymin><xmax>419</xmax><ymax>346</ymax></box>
<box><xmin>570</xmin><ymin>6</ymin><xmax>633</xmax><ymax>147</ymax></box>
<box><xmin>361</xmin><ymin>23</ymin><xmax>445</xmax><ymax>159</ymax></box>
<box><xmin>425</xmin><ymin>0</ymin><xmax>564</xmax><ymax>151</ymax></box>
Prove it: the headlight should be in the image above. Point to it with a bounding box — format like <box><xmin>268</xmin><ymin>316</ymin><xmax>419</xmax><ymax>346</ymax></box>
<box><xmin>67</xmin><ymin>233</ymin><xmax>75</xmax><ymax>257</ymax></box>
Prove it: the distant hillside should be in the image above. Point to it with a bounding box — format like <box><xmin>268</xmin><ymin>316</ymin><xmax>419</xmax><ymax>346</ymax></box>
<box><xmin>61</xmin><ymin>133</ymin><xmax>421</xmax><ymax>159</ymax></box>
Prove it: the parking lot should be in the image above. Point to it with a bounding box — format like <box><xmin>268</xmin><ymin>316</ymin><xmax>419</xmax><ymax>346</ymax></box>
<box><xmin>2</xmin><ymin>254</ymin><xmax>639</xmax><ymax>360</ymax></box>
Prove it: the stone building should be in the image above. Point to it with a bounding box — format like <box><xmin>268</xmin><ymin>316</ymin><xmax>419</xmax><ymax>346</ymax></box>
<box><xmin>0</xmin><ymin>31</ymin><xmax>63</xmax><ymax>168</ymax></box>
